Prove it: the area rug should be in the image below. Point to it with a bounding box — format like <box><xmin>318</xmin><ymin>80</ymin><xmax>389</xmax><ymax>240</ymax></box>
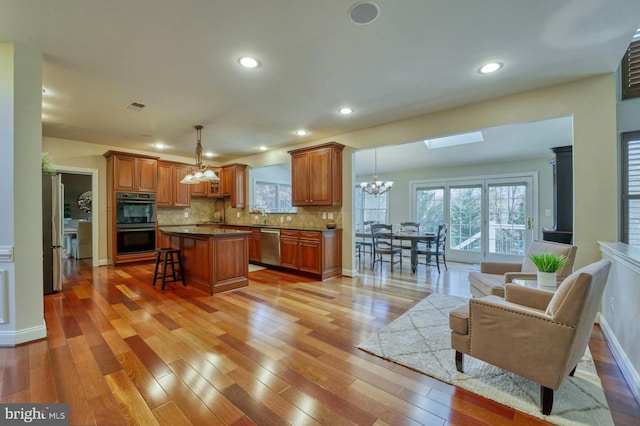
<box><xmin>356</xmin><ymin>293</ymin><xmax>614</xmax><ymax>426</ymax></box>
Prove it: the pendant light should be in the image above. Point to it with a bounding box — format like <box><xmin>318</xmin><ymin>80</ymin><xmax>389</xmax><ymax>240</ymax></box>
<box><xmin>180</xmin><ymin>125</ymin><xmax>219</xmax><ymax>184</ymax></box>
<box><xmin>359</xmin><ymin>148</ymin><xmax>393</xmax><ymax>196</ymax></box>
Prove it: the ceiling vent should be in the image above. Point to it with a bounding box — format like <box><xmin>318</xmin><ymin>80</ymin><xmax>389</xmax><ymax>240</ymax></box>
<box><xmin>126</xmin><ymin>101</ymin><xmax>146</xmax><ymax>111</ymax></box>
<box><xmin>349</xmin><ymin>2</ymin><xmax>379</xmax><ymax>25</ymax></box>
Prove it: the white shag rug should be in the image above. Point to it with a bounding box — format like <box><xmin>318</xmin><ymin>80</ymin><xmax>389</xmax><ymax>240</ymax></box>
<box><xmin>356</xmin><ymin>293</ymin><xmax>614</xmax><ymax>426</ymax></box>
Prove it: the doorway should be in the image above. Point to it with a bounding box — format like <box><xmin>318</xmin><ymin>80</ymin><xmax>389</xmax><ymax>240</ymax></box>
<box><xmin>55</xmin><ymin>166</ymin><xmax>99</xmax><ymax>267</ymax></box>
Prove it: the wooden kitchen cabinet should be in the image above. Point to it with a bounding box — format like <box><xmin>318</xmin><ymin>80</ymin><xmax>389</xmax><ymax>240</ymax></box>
<box><xmin>221</xmin><ymin>164</ymin><xmax>247</xmax><ymax>208</ymax></box>
<box><xmin>104</xmin><ymin>151</ymin><xmax>158</xmax><ymax>193</ymax></box>
<box><xmin>289</xmin><ymin>142</ymin><xmax>344</xmax><ymax>206</ymax></box>
<box><xmin>104</xmin><ymin>150</ymin><xmax>160</xmax><ymax>266</ymax></box>
<box><xmin>280</xmin><ymin>229</ymin><xmax>299</xmax><ymax>269</ymax></box>
<box><xmin>248</xmin><ymin>227</ymin><xmax>262</xmax><ymax>263</ymax></box>
<box><xmin>157</xmin><ymin>161</ymin><xmax>191</xmax><ymax>207</ymax></box>
<box><xmin>298</xmin><ymin>231</ymin><xmax>322</xmax><ymax>275</ymax></box>
<box><xmin>279</xmin><ymin>228</ymin><xmax>342</xmax><ymax>280</ymax></box>
<box><xmin>190</xmin><ymin>167</ymin><xmax>223</xmax><ymax>198</ymax></box>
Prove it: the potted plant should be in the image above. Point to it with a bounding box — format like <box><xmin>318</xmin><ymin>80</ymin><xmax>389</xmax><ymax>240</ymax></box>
<box><xmin>529</xmin><ymin>253</ymin><xmax>568</xmax><ymax>289</ymax></box>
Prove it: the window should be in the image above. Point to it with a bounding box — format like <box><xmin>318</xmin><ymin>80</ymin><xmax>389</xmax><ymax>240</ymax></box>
<box><xmin>354</xmin><ymin>189</ymin><xmax>388</xmax><ymax>230</ymax></box>
<box><xmin>622</xmin><ymin>39</ymin><xmax>640</xmax><ymax>100</ymax></box>
<box><xmin>253</xmin><ymin>181</ymin><xmax>295</xmax><ymax>213</ymax></box>
<box><xmin>415</xmin><ymin>187</ymin><xmax>444</xmax><ymax>233</ymax></box>
<box><xmin>449</xmin><ymin>185</ymin><xmax>482</xmax><ymax>253</ymax></box>
<box><xmin>622</xmin><ymin>131</ymin><xmax>640</xmax><ymax>245</ymax></box>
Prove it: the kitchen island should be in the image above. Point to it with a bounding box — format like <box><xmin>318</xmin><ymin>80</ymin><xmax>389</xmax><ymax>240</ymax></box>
<box><xmin>159</xmin><ymin>226</ymin><xmax>250</xmax><ymax>295</ymax></box>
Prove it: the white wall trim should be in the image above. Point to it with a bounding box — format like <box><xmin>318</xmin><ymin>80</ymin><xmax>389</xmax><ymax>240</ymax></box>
<box><xmin>0</xmin><ymin>321</ymin><xmax>46</xmax><ymax>346</ymax></box>
<box><xmin>599</xmin><ymin>314</ymin><xmax>640</xmax><ymax>405</ymax></box>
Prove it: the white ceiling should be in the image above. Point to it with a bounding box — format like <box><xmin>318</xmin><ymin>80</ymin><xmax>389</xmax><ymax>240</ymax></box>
<box><xmin>1</xmin><ymin>0</ymin><xmax>639</xmax><ymax>165</ymax></box>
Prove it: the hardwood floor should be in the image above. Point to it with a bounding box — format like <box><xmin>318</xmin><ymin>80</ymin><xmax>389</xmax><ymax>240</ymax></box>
<box><xmin>1</xmin><ymin>257</ymin><xmax>638</xmax><ymax>425</ymax></box>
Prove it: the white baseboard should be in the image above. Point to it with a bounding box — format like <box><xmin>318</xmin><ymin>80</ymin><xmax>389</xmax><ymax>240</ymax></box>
<box><xmin>342</xmin><ymin>268</ymin><xmax>359</xmax><ymax>277</ymax></box>
<box><xmin>0</xmin><ymin>321</ymin><xmax>47</xmax><ymax>346</ymax></box>
<box><xmin>599</xmin><ymin>314</ymin><xmax>640</xmax><ymax>406</ymax></box>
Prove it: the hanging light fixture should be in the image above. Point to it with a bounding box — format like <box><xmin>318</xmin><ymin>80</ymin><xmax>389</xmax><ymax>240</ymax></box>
<box><xmin>180</xmin><ymin>125</ymin><xmax>219</xmax><ymax>184</ymax></box>
<box><xmin>359</xmin><ymin>148</ymin><xmax>393</xmax><ymax>196</ymax></box>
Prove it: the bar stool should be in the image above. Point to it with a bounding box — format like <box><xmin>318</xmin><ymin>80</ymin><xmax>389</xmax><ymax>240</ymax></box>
<box><xmin>153</xmin><ymin>248</ymin><xmax>186</xmax><ymax>290</ymax></box>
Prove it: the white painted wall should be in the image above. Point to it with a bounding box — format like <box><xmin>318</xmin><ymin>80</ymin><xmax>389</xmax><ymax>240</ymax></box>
<box><xmin>0</xmin><ymin>42</ymin><xmax>46</xmax><ymax>345</ymax></box>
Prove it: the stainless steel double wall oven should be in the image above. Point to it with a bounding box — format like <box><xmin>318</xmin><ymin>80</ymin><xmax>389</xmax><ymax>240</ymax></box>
<box><xmin>115</xmin><ymin>192</ymin><xmax>156</xmax><ymax>254</ymax></box>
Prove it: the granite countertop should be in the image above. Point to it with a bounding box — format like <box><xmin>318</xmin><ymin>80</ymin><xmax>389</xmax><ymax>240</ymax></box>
<box><xmin>159</xmin><ymin>225</ymin><xmax>251</xmax><ymax>236</ymax></box>
<box><xmin>160</xmin><ymin>222</ymin><xmax>341</xmax><ymax>232</ymax></box>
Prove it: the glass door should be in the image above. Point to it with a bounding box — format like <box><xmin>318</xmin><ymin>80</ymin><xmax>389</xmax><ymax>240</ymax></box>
<box><xmin>448</xmin><ymin>184</ymin><xmax>483</xmax><ymax>263</ymax></box>
<box><xmin>413</xmin><ymin>174</ymin><xmax>535</xmax><ymax>264</ymax></box>
<box><xmin>485</xmin><ymin>177</ymin><xmax>534</xmax><ymax>262</ymax></box>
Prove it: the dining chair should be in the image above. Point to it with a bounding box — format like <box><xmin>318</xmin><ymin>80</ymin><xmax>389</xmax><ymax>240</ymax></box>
<box><xmin>398</xmin><ymin>222</ymin><xmax>420</xmax><ymax>257</ymax></box>
<box><xmin>357</xmin><ymin>220</ymin><xmax>376</xmax><ymax>267</ymax></box>
<box><xmin>371</xmin><ymin>224</ymin><xmax>402</xmax><ymax>271</ymax></box>
<box><xmin>416</xmin><ymin>223</ymin><xmax>447</xmax><ymax>273</ymax></box>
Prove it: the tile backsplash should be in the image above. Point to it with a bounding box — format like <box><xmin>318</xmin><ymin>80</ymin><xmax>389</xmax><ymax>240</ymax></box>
<box><xmin>158</xmin><ymin>197</ymin><xmax>342</xmax><ymax>228</ymax></box>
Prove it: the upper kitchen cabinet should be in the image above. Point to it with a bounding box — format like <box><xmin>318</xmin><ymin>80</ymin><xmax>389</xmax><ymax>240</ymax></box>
<box><xmin>104</xmin><ymin>151</ymin><xmax>158</xmax><ymax>193</ymax></box>
<box><xmin>190</xmin><ymin>167</ymin><xmax>222</xmax><ymax>198</ymax></box>
<box><xmin>221</xmin><ymin>164</ymin><xmax>247</xmax><ymax>208</ymax></box>
<box><xmin>157</xmin><ymin>161</ymin><xmax>191</xmax><ymax>207</ymax></box>
<box><xmin>289</xmin><ymin>142</ymin><xmax>344</xmax><ymax>206</ymax></box>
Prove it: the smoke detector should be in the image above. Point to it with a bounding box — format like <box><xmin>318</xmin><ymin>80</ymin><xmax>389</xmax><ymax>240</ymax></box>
<box><xmin>349</xmin><ymin>2</ymin><xmax>379</xmax><ymax>25</ymax></box>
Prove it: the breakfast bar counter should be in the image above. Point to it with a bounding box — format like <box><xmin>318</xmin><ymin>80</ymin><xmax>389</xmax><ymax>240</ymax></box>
<box><xmin>159</xmin><ymin>226</ymin><xmax>251</xmax><ymax>295</ymax></box>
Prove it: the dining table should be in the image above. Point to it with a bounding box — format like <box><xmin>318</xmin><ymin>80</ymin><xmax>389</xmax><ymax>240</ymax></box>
<box><xmin>356</xmin><ymin>230</ymin><xmax>436</xmax><ymax>272</ymax></box>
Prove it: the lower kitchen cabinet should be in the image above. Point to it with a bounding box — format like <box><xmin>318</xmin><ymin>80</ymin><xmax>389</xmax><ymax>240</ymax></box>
<box><xmin>248</xmin><ymin>228</ymin><xmax>262</xmax><ymax>263</ymax></box>
<box><xmin>279</xmin><ymin>229</ymin><xmax>342</xmax><ymax>280</ymax></box>
<box><xmin>280</xmin><ymin>230</ymin><xmax>299</xmax><ymax>269</ymax></box>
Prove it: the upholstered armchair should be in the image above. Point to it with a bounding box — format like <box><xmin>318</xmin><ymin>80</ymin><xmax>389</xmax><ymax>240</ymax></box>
<box><xmin>72</xmin><ymin>220</ymin><xmax>92</xmax><ymax>259</ymax></box>
<box><xmin>468</xmin><ymin>239</ymin><xmax>577</xmax><ymax>298</ymax></box>
<box><xmin>449</xmin><ymin>259</ymin><xmax>611</xmax><ymax>415</ymax></box>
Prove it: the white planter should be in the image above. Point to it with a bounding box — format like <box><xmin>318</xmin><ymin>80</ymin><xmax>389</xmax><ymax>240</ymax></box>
<box><xmin>537</xmin><ymin>271</ymin><xmax>557</xmax><ymax>290</ymax></box>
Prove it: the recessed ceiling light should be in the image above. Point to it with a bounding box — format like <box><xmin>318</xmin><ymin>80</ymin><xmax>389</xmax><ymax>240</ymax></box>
<box><xmin>478</xmin><ymin>62</ymin><xmax>503</xmax><ymax>74</ymax></box>
<box><xmin>295</xmin><ymin>129</ymin><xmax>309</xmax><ymax>136</ymax></box>
<box><xmin>339</xmin><ymin>107</ymin><xmax>354</xmax><ymax>115</ymax></box>
<box><xmin>238</xmin><ymin>56</ymin><xmax>261</xmax><ymax>69</ymax></box>
<box><xmin>259</xmin><ymin>146</ymin><xmax>268</xmax><ymax>151</ymax></box>
<box><xmin>204</xmin><ymin>152</ymin><xmax>214</xmax><ymax>158</ymax></box>
<box><xmin>152</xmin><ymin>143</ymin><xmax>167</xmax><ymax>149</ymax></box>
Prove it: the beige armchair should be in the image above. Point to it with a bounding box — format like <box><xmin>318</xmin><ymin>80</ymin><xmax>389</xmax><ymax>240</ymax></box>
<box><xmin>469</xmin><ymin>240</ymin><xmax>577</xmax><ymax>298</ymax></box>
<box><xmin>72</xmin><ymin>220</ymin><xmax>92</xmax><ymax>259</ymax></box>
<box><xmin>450</xmin><ymin>259</ymin><xmax>611</xmax><ymax>415</ymax></box>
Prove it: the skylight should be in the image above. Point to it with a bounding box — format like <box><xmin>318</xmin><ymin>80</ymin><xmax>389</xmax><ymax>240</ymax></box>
<box><xmin>424</xmin><ymin>131</ymin><xmax>484</xmax><ymax>149</ymax></box>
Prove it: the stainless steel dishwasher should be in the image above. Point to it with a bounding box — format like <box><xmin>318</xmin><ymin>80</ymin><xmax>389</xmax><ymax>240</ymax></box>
<box><xmin>260</xmin><ymin>228</ymin><xmax>281</xmax><ymax>266</ymax></box>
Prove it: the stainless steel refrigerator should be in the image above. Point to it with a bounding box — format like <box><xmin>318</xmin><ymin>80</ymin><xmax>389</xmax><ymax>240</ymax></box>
<box><xmin>43</xmin><ymin>174</ymin><xmax>64</xmax><ymax>294</ymax></box>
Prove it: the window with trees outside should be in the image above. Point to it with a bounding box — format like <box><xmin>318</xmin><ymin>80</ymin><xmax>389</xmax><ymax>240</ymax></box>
<box><xmin>622</xmin><ymin>131</ymin><xmax>640</xmax><ymax>245</ymax></box>
<box><xmin>415</xmin><ymin>187</ymin><xmax>444</xmax><ymax>234</ymax></box>
<box><xmin>253</xmin><ymin>181</ymin><xmax>296</xmax><ymax>213</ymax></box>
<box><xmin>354</xmin><ymin>189</ymin><xmax>388</xmax><ymax>231</ymax></box>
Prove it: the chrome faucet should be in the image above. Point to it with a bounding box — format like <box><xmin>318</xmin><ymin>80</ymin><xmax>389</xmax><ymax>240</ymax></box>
<box><xmin>262</xmin><ymin>210</ymin><xmax>267</xmax><ymax>224</ymax></box>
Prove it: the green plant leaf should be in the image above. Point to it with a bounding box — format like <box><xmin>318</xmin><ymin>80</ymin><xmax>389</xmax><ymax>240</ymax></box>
<box><xmin>529</xmin><ymin>253</ymin><xmax>568</xmax><ymax>272</ymax></box>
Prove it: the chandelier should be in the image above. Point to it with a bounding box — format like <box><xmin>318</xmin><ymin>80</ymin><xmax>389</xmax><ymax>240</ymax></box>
<box><xmin>180</xmin><ymin>125</ymin><xmax>220</xmax><ymax>184</ymax></box>
<box><xmin>359</xmin><ymin>149</ymin><xmax>393</xmax><ymax>196</ymax></box>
